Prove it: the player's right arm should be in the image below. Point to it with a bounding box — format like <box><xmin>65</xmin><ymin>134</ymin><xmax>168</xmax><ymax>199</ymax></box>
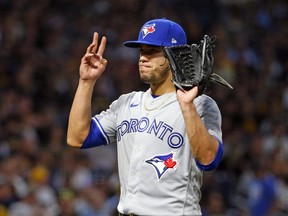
<box><xmin>67</xmin><ymin>32</ymin><xmax>107</xmax><ymax>148</ymax></box>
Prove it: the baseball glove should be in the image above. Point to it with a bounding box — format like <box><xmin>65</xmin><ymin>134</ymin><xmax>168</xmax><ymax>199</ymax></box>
<box><xmin>163</xmin><ymin>35</ymin><xmax>233</xmax><ymax>95</ymax></box>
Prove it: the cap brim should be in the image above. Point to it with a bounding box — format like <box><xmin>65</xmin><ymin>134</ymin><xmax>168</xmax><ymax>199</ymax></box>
<box><xmin>123</xmin><ymin>40</ymin><xmax>162</xmax><ymax>48</ymax></box>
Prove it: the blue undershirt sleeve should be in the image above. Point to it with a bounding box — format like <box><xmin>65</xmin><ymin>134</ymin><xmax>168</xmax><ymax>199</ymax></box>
<box><xmin>80</xmin><ymin>118</ymin><xmax>110</xmax><ymax>149</ymax></box>
<box><xmin>195</xmin><ymin>138</ymin><xmax>223</xmax><ymax>171</ymax></box>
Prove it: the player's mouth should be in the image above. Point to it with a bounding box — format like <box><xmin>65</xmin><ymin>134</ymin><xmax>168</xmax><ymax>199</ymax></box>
<box><xmin>139</xmin><ymin>63</ymin><xmax>150</xmax><ymax>69</ymax></box>
<box><xmin>139</xmin><ymin>64</ymin><xmax>152</xmax><ymax>73</ymax></box>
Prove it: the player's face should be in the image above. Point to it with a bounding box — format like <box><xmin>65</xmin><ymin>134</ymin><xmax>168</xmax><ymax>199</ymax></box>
<box><xmin>138</xmin><ymin>45</ymin><xmax>171</xmax><ymax>85</ymax></box>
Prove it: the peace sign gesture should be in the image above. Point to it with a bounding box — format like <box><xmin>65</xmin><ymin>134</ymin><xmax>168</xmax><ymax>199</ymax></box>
<box><xmin>79</xmin><ymin>32</ymin><xmax>108</xmax><ymax>82</ymax></box>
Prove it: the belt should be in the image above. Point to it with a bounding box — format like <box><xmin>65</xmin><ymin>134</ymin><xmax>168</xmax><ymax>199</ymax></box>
<box><xmin>118</xmin><ymin>213</ymin><xmax>138</xmax><ymax>216</ymax></box>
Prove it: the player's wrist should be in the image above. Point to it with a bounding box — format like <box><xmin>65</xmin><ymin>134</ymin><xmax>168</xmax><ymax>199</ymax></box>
<box><xmin>79</xmin><ymin>78</ymin><xmax>97</xmax><ymax>86</ymax></box>
<box><xmin>179</xmin><ymin>102</ymin><xmax>198</xmax><ymax>116</ymax></box>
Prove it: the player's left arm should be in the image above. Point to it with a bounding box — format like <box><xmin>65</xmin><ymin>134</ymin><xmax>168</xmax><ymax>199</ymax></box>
<box><xmin>177</xmin><ymin>86</ymin><xmax>222</xmax><ymax>170</ymax></box>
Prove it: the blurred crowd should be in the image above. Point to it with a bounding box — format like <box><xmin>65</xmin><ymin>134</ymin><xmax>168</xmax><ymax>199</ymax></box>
<box><xmin>0</xmin><ymin>0</ymin><xmax>287</xmax><ymax>215</ymax></box>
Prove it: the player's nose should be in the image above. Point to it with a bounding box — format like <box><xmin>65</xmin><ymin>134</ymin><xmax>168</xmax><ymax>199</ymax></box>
<box><xmin>139</xmin><ymin>54</ymin><xmax>149</xmax><ymax>63</ymax></box>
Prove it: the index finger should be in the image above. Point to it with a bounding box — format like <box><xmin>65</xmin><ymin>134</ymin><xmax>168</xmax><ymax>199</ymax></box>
<box><xmin>97</xmin><ymin>36</ymin><xmax>107</xmax><ymax>56</ymax></box>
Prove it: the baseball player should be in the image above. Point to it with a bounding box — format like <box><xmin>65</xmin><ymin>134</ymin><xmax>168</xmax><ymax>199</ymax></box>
<box><xmin>67</xmin><ymin>18</ymin><xmax>223</xmax><ymax>216</ymax></box>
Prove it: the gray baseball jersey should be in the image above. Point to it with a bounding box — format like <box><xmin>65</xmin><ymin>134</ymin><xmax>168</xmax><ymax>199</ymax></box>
<box><xmin>93</xmin><ymin>88</ymin><xmax>222</xmax><ymax>215</ymax></box>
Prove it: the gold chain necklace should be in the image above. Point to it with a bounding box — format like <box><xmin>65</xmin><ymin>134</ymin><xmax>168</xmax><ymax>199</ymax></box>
<box><xmin>144</xmin><ymin>92</ymin><xmax>175</xmax><ymax>111</ymax></box>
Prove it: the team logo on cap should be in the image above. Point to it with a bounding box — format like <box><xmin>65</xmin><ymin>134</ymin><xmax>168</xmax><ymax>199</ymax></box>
<box><xmin>145</xmin><ymin>152</ymin><xmax>177</xmax><ymax>180</ymax></box>
<box><xmin>141</xmin><ymin>23</ymin><xmax>156</xmax><ymax>38</ymax></box>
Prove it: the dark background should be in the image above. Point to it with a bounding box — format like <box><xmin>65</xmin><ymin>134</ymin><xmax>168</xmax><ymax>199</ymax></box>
<box><xmin>0</xmin><ymin>0</ymin><xmax>287</xmax><ymax>215</ymax></box>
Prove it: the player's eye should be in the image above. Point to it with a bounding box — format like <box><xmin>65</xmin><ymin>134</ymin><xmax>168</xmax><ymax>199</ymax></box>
<box><xmin>139</xmin><ymin>47</ymin><xmax>162</xmax><ymax>55</ymax></box>
<box><xmin>149</xmin><ymin>48</ymin><xmax>162</xmax><ymax>54</ymax></box>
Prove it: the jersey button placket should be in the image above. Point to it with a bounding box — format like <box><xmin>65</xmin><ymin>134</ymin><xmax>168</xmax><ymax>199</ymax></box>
<box><xmin>131</xmin><ymin>169</ymin><xmax>137</xmax><ymax>176</ymax></box>
<box><xmin>126</xmin><ymin>138</ymin><xmax>141</xmax><ymax>200</ymax></box>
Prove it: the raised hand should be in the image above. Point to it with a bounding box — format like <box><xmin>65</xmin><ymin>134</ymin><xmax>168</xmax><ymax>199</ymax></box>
<box><xmin>176</xmin><ymin>86</ymin><xmax>199</xmax><ymax>106</ymax></box>
<box><xmin>79</xmin><ymin>32</ymin><xmax>108</xmax><ymax>82</ymax></box>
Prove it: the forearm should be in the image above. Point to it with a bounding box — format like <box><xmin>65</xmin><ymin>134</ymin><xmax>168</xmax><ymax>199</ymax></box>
<box><xmin>180</xmin><ymin>102</ymin><xmax>219</xmax><ymax>165</ymax></box>
<box><xmin>67</xmin><ymin>79</ymin><xmax>96</xmax><ymax>147</ymax></box>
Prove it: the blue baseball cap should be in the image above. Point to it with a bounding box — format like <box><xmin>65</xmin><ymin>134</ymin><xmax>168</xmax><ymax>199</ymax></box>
<box><xmin>123</xmin><ymin>18</ymin><xmax>187</xmax><ymax>48</ymax></box>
